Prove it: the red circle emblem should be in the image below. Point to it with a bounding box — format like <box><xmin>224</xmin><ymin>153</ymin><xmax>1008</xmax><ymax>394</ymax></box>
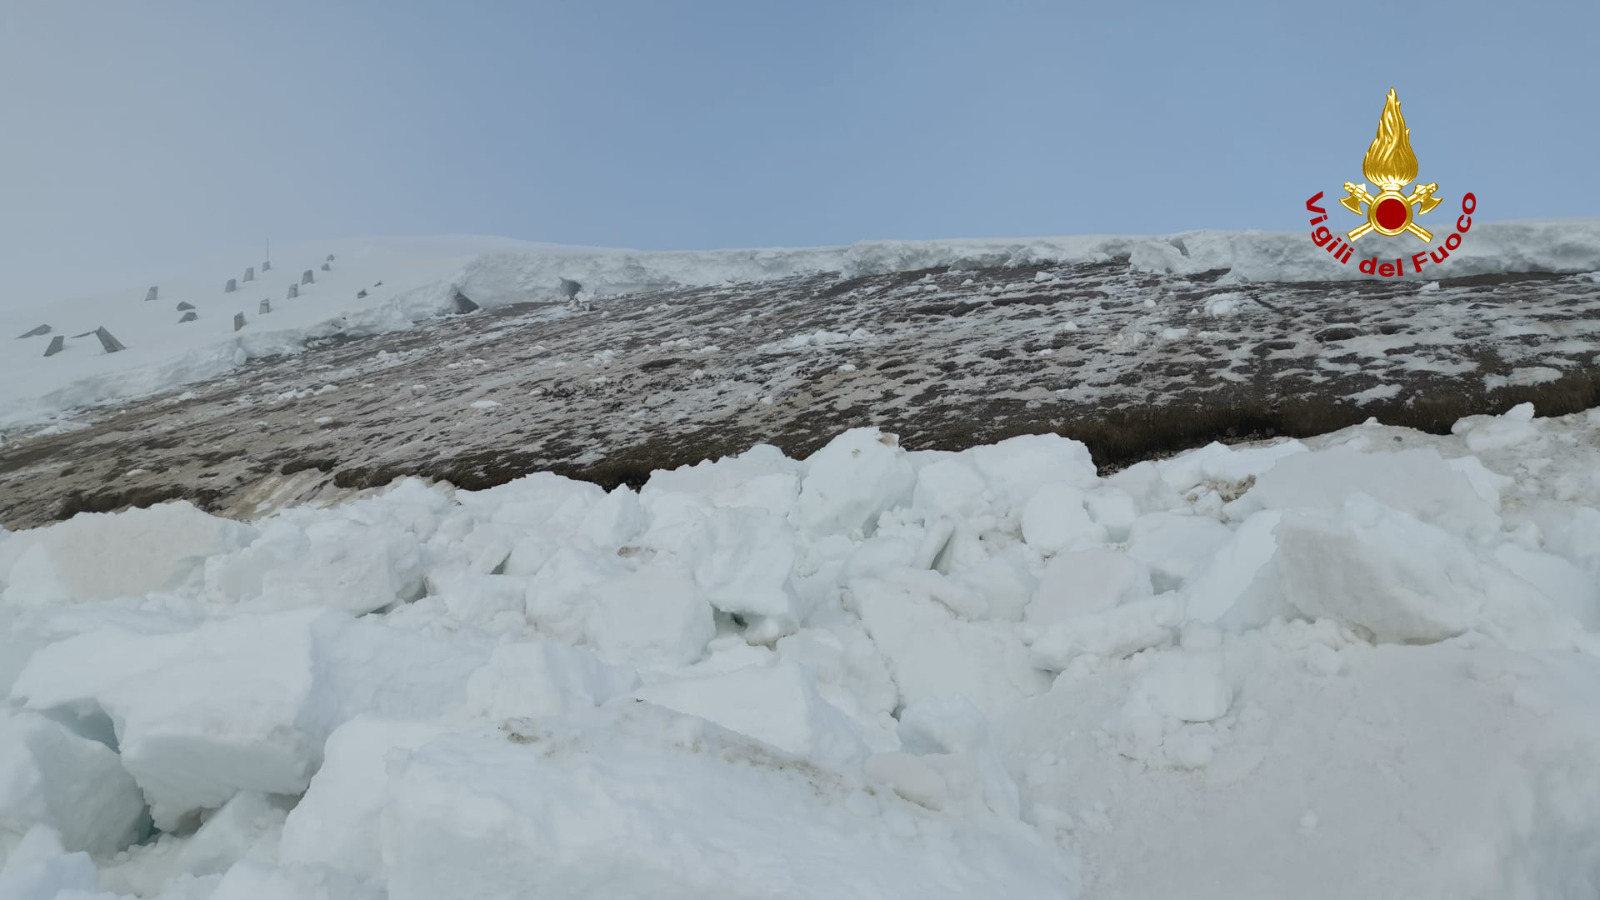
<box><xmin>1375</xmin><ymin>197</ymin><xmax>1408</xmax><ymax>231</ymax></box>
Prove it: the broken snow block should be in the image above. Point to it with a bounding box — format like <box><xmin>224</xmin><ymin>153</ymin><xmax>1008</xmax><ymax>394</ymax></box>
<box><xmin>287</xmin><ymin>283</ymin><xmax>300</xmax><ymax>300</ymax></box>
<box><xmin>225</xmin><ymin>278</ymin><xmax>238</xmax><ymax>293</ymax></box>
<box><xmin>301</xmin><ymin>270</ymin><xmax>315</xmax><ymax>285</ymax></box>
<box><xmin>234</xmin><ymin>313</ymin><xmax>246</xmax><ymax>331</ymax></box>
<box><xmin>453</xmin><ymin>290</ymin><xmax>479</xmax><ymax>314</ymax></box>
<box><xmin>176</xmin><ymin>301</ymin><xmax>196</xmax><ymax>311</ymax></box>
<box><xmin>262</xmin><ymin>260</ymin><xmax>272</xmax><ymax>272</ymax></box>
<box><xmin>326</xmin><ymin>254</ymin><xmax>335</xmax><ymax>262</ymax></box>
<box><xmin>72</xmin><ymin>330</ymin><xmax>96</xmax><ymax>338</ymax></box>
<box><xmin>243</xmin><ymin>267</ymin><xmax>255</xmax><ymax>283</ymax></box>
<box><xmin>357</xmin><ymin>289</ymin><xmax>367</xmax><ymax>299</ymax></box>
<box><xmin>320</xmin><ymin>262</ymin><xmax>331</xmax><ymax>272</ymax></box>
<box><xmin>95</xmin><ymin>327</ymin><xmax>126</xmax><ymax>353</ymax></box>
<box><xmin>179</xmin><ymin>311</ymin><xmax>198</xmax><ymax>323</ymax></box>
<box><xmin>259</xmin><ymin>299</ymin><xmax>271</xmax><ymax>315</ymax></box>
<box><xmin>16</xmin><ymin>324</ymin><xmax>50</xmax><ymax>339</ymax></box>
<box><xmin>145</xmin><ymin>286</ymin><xmax>159</xmax><ymax>302</ymax></box>
<box><xmin>44</xmin><ymin>336</ymin><xmax>64</xmax><ymax>357</ymax></box>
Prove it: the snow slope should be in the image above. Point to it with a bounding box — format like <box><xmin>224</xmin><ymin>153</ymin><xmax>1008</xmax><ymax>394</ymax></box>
<box><xmin>6</xmin><ymin>220</ymin><xmax>1600</xmax><ymax>433</ymax></box>
<box><xmin>3</xmin><ymin>405</ymin><xmax>1600</xmax><ymax>898</ymax></box>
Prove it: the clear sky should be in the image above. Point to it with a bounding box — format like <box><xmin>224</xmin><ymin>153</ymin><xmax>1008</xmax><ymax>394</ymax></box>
<box><xmin>2</xmin><ymin>0</ymin><xmax>1596</xmax><ymax>299</ymax></box>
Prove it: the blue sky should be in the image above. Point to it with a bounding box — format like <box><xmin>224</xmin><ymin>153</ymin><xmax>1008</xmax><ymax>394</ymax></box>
<box><xmin>2</xmin><ymin>1</ymin><xmax>1596</xmax><ymax>298</ymax></box>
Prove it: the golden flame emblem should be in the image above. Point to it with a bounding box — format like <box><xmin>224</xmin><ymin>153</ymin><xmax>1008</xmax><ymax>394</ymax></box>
<box><xmin>1340</xmin><ymin>88</ymin><xmax>1441</xmax><ymax>243</ymax></box>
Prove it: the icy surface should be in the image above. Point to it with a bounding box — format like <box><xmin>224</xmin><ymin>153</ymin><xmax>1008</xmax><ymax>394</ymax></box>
<box><xmin>3</xmin><ymin>406</ymin><xmax>1600</xmax><ymax>897</ymax></box>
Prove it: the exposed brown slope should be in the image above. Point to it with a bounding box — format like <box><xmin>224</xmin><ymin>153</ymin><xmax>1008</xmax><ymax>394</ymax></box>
<box><xmin>2</xmin><ymin>259</ymin><xmax>1598</xmax><ymax>529</ymax></box>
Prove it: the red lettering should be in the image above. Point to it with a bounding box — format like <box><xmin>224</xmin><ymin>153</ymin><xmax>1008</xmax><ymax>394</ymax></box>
<box><xmin>1446</xmin><ymin>233</ymin><xmax>1461</xmax><ymax>250</ymax></box>
<box><xmin>1430</xmin><ymin>246</ymin><xmax>1450</xmax><ymax>264</ymax></box>
<box><xmin>1457</xmin><ymin>215</ymin><xmax>1472</xmax><ymax>233</ymax></box>
<box><xmin>1360</xmin><ymin>257</ymin><xmax>1377</xmax><ymax>275</ymax></box>
<box><xmin>1462</xmin><ymin>193</ymin><xmax>1476</xmax><ymax>215</ymax></box>
<box><xmin>1312</xmin><ymin>226</ymin><xmax>1332</xmax><ymax>246</ymax></box>
<box><xmin>1380</xmin><ymin>262</ymin><xmax>1396</xmax><ymax>277</ymax></box>
<box><xmin>1339</xmin><ymin>245</ymin><xmax>1353</xmax><ymax>264</ymax></box>
<box><xmin>1411</xmin><ymin>252</ymin><xmax>1429</xmax><ymax>273</ymax></box>
<box><xmin>1307</xmin><ymin>192</ymin><xmax>1327</xmax><ymax>215</ymax></box>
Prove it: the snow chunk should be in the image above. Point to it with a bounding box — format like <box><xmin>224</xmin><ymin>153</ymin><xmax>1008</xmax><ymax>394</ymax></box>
<box><xmin>1125</xmin><ymin>512</ymin><xmax>1233</xmax><ymax>591</ymax></box>
<box><xmin>0</xmin><ymin>709</ymin><xmax>147</xmax><ymax>855</ymax></box>
<box><xmin>584</xmin><ymin>567</ymin><xmax>715</xmax><ymax>669</ymax></box>
<box><xmin>852</xmin><ymin>577</ymin><xmax>1050</xmax><ymax>716</ymax></box>
<box><xmin>170</xmin><ymin>791</ymin><xmax>286</xmax><ymax>880</ymax></box>
<box><xmin>689</xmin><ymin>507</ymin><xmax>804</xmax><ymax>637</ymax></box>
<box><xmin>869</xmin><ymin>696</ymin><xmax>1020</xmax><ymax>819</ymax></box>
<box><xmin>793</xmin><ymin>428</ymin><xmax>915</xmax><ymax>536</ymax></box>
<box><xmin>633</xmin><ymin>659</ymin><xmax>868</xmax><ymax>769</ymax></box>
<box><xmin>381</xmin><ymin>707</ymin><xmax>1077</xmax><ymax>900</ymax></box>
<box><xmin>1451</xmin><ymin>401</ymin><xmax>1541</xmax><ymax>453</ymax></box>
<box><xmin>1027</xmin><ymin>549</ymin><xmax>1154</xmax><ymax>627</ymax></box>
<box><xmin>1156</xmin><ymin>439</ymin><xmax>1307</xmax><ymax>495</ymax></box>
<box><xmin>1228</xmin><ymin>446</ymin><xmax>1502</xmax><ymax>540</ymax></box>
<box><xmin>575</xmin><ymin>486</ymin><xmax>645</xmax><ymax>549</ymax></box>
<box><xmin>10</xmin><ymin>610</ymin><xmax>485</xmax><ymax>829</ymax></box>
<box><xmin>967</xmin><ymin>433</ymin><xmax>1099</xmax><ymax>514</ymax></box>
<box><xmin>1275</xmin><ymin>495</ymin><xmax>1484</xmax><ymax>643</ymax></box>
<box><xmin>1203</xmin><ymin>292</ymin><xmax>1243</xmax><ymax>316</ymax></box>
<box><xmin>1030</xmin><ymin>597</ymin><xmax>1182</xmax><ymax>670</ymax></box>
<box><xmin>1020</xmin><ymin>483</ymin><xmax>1102</xmax><ymax>554</ymax></box>
<box><xmin>0</xmin><ymin>825</ymin><xmax>101</xmax><ymax>900</ymax></box>
<box><xmin>911</xmin><ymin>458</ymin><xmax>991</xmax><ymax>519</ymax></box>
<box><xmin>642</xmin><ymin>444</ymin><xmax>801</xmax><ymax>516</ymax></box>
<box><xmin>1183</xmin><ymin>510</ymin><xmax>1288</xmax><ymax>626</ymax></box>
<box><xmin>463</xmin><ymin>641</ymin><xmax>638</xmax><ymax>722</ymax></box>
<box><xmin>1492</xmin><ymin>543</ymin><xmax>1600</xmax><ymax>630</ymax></box>
<box><xmin>2</xmin><ymin>502</ymin><xmax>252</xmax><ymax>606</ymax></box>
<box><xmin>204</xmin><ymin>514</ymin><xmax>428</xmax><ymax>615</ymax></box>
<box><xmin>1083</xmin><ymin>485</ymin><xmax>1140</xmax><ymax>542</ymax></box>
<box><xmin>1106</xmin><ymin>460</ymin><xmax>1184</xmax><ymax>515</ymax></box>
<box><xmin>278</xmin><ymin>718</ymin><xmax>451</xmax><ymax>881</ymax></box>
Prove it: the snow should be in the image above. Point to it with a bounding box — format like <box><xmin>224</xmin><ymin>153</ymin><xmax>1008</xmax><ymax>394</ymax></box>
<box><xmin>4</xmin><ymin>404</ymin><xmax>1600</xmax><ymax>897</ymax></box>
<box><xmin>793</xmin><ymin>427</ymin><xmax>915</xmax><ymax>537</ymax></box>
<box><xmin>1019</xmin><ymin>483</ymin><xmax>1100</xmax><ymax>554</ymax></box>
<box><xmin>0</xmin><ymin>825</ymin><xmax>103</xmax><ymax>900</ymax></box>
<box><xmin>0</xmin><ymin>709</ymin><xmax>148</xmax><ymax>856</ymax></box>
<box><xmin>382</xmin><ymin>706</ymin><xmax>1076</xmax><ymax>900</ymax></box>
<box><xmin>1275</xmin><ymin>495</ymin><xmax>1486</xmax><ymax>643</ymax></box>
<box><xmin>13</xmin><ymin>221</ymin><xmax>1600</xmax><ymax>436</ymax></box>
<box><xmin>632</xmin><ymin>658</ymin><xmax>870</xmax><ymax>770</ymax></box>
<box><xmin>1027</xmin><ymin>549</ymin><xmax>1154</xmax><ymax>626</ymax></box>
<box><xmin>1</xmin><ymin>502</ymin><xmax>252</xmax><ymax>607</ymax></box>
<box><xmin>277</xmin><ymin>718</ymin><xmax>449</xmax><ymax>882</ymax></box>
<box><xmin>9</xmin><ymin>609</ymin><xmax>486</xmax><ymax>830</ymax></box>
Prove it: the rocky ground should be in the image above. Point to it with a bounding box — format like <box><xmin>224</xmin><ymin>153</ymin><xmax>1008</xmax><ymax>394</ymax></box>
<box><xmin>3</xmin><ymin>259</ymin><xmax>1599</xmax><ymax>530</ymax></box>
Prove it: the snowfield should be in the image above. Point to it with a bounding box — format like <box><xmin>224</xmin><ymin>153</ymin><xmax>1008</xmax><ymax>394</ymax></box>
<box><xmin>3</xmin><ymin>403</ymin><xmax>1600</xmax><ymax>899</ymax></box>
<box><xmin>5</xmin><ymin>220</ymin><xmax>1600</xmax><ymax>433</ymax></box>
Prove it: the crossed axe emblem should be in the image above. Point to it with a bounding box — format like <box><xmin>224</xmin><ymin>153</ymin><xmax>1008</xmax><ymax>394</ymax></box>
<box><xmin>1340</xmin><ymin>181</ymin><xmax>1441</xmax><ymax>242</ymax></box>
